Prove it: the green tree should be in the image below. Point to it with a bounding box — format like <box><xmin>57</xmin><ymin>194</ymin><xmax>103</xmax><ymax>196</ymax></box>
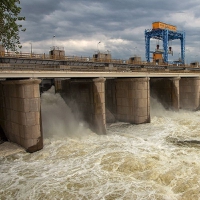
<box><xmin>0</xmin><ymin>0</ymin><xmax>25</xmax><ymax>51</ymax></box>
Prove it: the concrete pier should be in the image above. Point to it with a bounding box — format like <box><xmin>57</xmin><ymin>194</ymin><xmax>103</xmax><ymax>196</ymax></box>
<box><xmin>115</xmin><ymin>78</ymin><xmax>150</xmax><ymax>124</ymax></box>
<box><xmin>0</xmin><ymin>79</ymin><xmax>43</xmax><ymax>153</ymax></box>
<box><xmin>61</xmin><ymin>78</ymin><xmax>106</xmax><ymax>135</ymax></box>
<box><xmin>92</xmin><ymin>78</ymin><xmax>106</xmax><ymax>134</ymax></box>
<box><xmin>170</xmin><ymin>77</ymin><xmax>180</xmax><ymax>111</ymax></box>
<box><xmin>180</xmin><ymin>77</ymin><xmax>200</xmax><ymax>110</ymax></box>
<box><xmin>150</xmin><ymin>77</ymin><xmax>180</xmax><ymax>110</ymax></box>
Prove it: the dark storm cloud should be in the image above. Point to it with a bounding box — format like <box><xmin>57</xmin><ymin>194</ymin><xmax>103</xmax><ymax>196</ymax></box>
<box><xmin>19</xmin><ymin>0</ymin><xmax>200</xmax><ymax>62</ymax></box>
<box><xmin>21</xmin><ymin>0</ymin><xmax>63</xmax><ymax>18</ymax></box>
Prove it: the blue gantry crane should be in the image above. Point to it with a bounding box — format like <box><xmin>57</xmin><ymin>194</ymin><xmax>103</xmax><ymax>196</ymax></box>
<box><xmin>145</xmin><ymin>22</ymin><xmax>185</xmax><ymax>64</ymax></box>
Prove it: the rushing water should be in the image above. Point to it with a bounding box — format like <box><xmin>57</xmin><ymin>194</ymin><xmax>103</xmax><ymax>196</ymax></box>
<box><xmin>1</xmin><ymin>87</ymin><xmax>200</xmax><ymax>200</ymax></box>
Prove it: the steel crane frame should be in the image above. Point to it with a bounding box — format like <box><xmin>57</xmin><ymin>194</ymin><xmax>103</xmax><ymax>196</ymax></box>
<box><xmin>145</xmin><ymin>28</ymin><xmax>185</xmax><ymax>64</ymax></box>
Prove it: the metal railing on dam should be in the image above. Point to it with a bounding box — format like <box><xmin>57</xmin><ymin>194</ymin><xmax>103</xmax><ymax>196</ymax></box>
<box><xmin>0</xmin><ymin>50</ymin><xmax>191</xmax><ymax>67</ymax></box>
<box><xmin>0</xmin><ymin>51</ymin><xmax>137</xmax><ymax>64</ymax></box>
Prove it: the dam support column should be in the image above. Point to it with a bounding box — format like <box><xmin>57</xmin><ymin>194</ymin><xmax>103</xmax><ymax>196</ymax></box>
<box><xmin>180</xmin><ymin>77</ymin><xmax>200</xmax><ymax>110</ymax></box>
<box><xmin>92</xmin><ymin>78</ymin><xmax>106</xmax><ymax>134</ymax></box>
<box><xmin>115</xmin><ymin>78</ymin><xmax>150</xmax><ymax>124</ymax></box>
<box><xmin>0</xmin><ymin>79</ymin><xmax>43</xmax><ymax>153</ymax></box>
<box><xmin>150</xmin><ymin>77</ymin><xmax>180</xmax><ymax>110</ymax></box>
<box><xmin>170</xmin><ymin>77</ymin><xmax>180</xmax><ymax>111</ymax></box>
<box><xmin>61</xmin><ymin>78</ymin><xmax>106</xmax><ymax>135</ymax></box>
<box><xmin>105</xmin><ymin>79</ymin><xmax>117</xmax><ymax>123</ymax></box>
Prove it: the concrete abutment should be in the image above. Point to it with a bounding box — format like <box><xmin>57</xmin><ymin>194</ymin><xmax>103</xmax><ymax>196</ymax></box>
<box><xmin>60</xmin><ymin>78</ymin><xmax>106</xmax><ymax>135</ymax></box>
<box><xmin>150</xmin><ymin>77</ymin><xmax>180</xmax><ymax>110</ymax></box>
<box><xmin>0</xmin><ymin>79</ymin><xmax>43</xmax><ymax>153</ymax></box>
<box><xmin>180</xmin><ymin>77</ymin><xmax>200</xmax><ymax>110</ymax></box>
<box><xmin>114</xmin><ymin>78</ymin><xmax>150</xmax><ymax>124</ymax></box>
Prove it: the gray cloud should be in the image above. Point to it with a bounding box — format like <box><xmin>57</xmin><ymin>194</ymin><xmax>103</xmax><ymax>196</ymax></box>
<box><xmin>19</xmin><ymin>0</ymin><xmax>200</xmax><ymax>63</ymax></box>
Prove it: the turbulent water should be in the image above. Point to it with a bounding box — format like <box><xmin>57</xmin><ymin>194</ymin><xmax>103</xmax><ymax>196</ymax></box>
<box><xmin>1</xmin><ymin>87</ymin><xmax>200</xmax><ymax>200</ymax></box>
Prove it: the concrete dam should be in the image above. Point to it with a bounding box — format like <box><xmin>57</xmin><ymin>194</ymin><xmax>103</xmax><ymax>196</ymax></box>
<box><xmin>0</xmin><ymin>76</ymin><xmax>199</xmax><ymax>152</ymax></box>
<box><xmin>0</xmin><ymin>41</ymin><xmax>200</xmax><ymax>152</ymax></box>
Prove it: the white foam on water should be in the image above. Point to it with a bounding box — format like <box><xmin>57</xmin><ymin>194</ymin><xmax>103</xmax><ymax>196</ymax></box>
<box><xmin>0</xmin><ymin>90</ymin><xmax>200</xmax><ymax>199</ymax></box>
<box><xmin>41</xmin><ymin>86</ymin><xmax>95</xmax><ymax>141</ymax></box>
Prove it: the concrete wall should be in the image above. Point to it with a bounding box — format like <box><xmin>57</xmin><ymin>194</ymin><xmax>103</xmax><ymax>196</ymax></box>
<box><xmin>180</xmin><ymin>77</ymin><xmax>200</xmax><ymax>110</ymax></box>
<box><xmin>150</xmin><ymin>77</ymin><xmax>180</xmax><ymax>110</ymax></box>
<box><xmin>0</xmin><ymin>79</ymin><xmax>43</xmax><ymax>152</ymax></box>
<box><xmin>61</xmin><ymin>78</ymin><xmax>106</xmax><ymax>134</ymax></box>
<box><xmin>115</xmin><ymin>78</ymin><xmax>150</xmax><ymax>124</ymax></box>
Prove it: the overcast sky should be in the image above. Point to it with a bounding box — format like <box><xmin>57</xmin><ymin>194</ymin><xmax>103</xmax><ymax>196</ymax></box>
<box><xmin>19</xmin><ymin>0</ymin><xmax>200</xmax><ymax>63</ymax></box>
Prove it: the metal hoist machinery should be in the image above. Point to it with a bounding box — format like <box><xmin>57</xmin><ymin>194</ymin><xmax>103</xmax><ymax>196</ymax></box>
<box><xmin>145</xmin><ymin>22</ymin><xmax>185</xmax><ymax>64</ymax></box>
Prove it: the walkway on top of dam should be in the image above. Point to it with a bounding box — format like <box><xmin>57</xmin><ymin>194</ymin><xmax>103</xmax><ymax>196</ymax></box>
<box><xmin>0</xmin><ymin>70</ymin><xmax>200</xmax><ymax>79</ymax></box>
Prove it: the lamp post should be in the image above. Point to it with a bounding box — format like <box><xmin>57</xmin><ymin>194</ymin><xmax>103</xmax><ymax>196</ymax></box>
<box><xmin>29</xmin><ymin>43</ymin><xmax>32</xmax><ymax>56</ymax></box>
<box><xmin>195</xmin><ymin>55</ymin><xmax>198</xmax><ymax>67</ymax></box>
<box><xmin>186</xmin><ymin>48</ymin><xmax>190</xmax><ymax>65</ymax></box>
<box><xmin>52</xmin><ymin>35</ymin><xmax>55</xmax><ymax>48</ymax></box>
<box><xmin>178</xmin><ymin>53</ymin><xmax>181</xmax><ymax>61</ymax></box>
<box><xmin>97</xmin><ymin>41</ymin><xmax>101</xmax><ymax>52</ymax></box>
<box><xmin>134</xmin><ymin>46</ymin><xmax>137</xmax><ymax>56</ymax></box>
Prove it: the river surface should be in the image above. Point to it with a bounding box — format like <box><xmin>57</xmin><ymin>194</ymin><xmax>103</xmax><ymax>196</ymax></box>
<box><xmin>1</xmin><ymin>87</ymin><xmax>200</xmax><ymax>200</ymax></box>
